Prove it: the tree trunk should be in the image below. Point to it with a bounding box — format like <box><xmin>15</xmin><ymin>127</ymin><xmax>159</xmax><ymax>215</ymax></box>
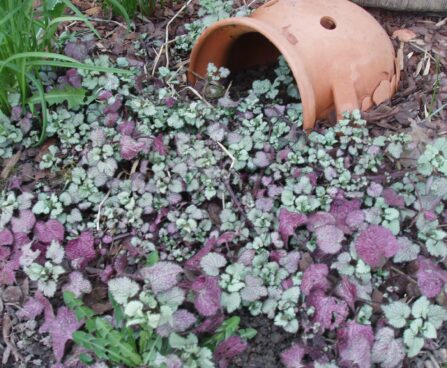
<box><xmin>352</xmin><ymin>0</ymin><xmax>447</xmax><ymax>12</ymax></box>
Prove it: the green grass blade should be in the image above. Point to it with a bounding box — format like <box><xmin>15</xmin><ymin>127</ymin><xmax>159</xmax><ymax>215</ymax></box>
<box><xmin>27</xmin><ymin>60</ymin><xmax>133</xmax><ymax>75</ymax></box>
<box><xmin>0</xmin><ymin>51</ymin><xmax>81</xmax><ymax>73</ymax></box>
<box><xmin>1</xmin><ymin>61</ymin><xmax>48</xmax><ymax>145</ymax></box>
<box><xmin>0</xmin><ymin>4</ymin><xmax>21</xmax><ymax>27</ymax></box>
<box><xmin>47</xmin><ymin>16</ymin><xmax>100</xmax><ymax>39</ymax></box>
<box><xmin>104</xmin><ymin>0</ymin><xmax>132</xmax><ymax>27</ymax></box>
<box><xmin>59</xmin><ymin>0</ymin><xmax>101</xmax><ymax>38</ymax></box>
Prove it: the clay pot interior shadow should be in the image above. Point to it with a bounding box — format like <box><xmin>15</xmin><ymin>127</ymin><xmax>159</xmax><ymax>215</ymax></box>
<box><xmin>188</xmin><ymin>0</ymin><xmax>399</xmax><ymax>130</ymax></box>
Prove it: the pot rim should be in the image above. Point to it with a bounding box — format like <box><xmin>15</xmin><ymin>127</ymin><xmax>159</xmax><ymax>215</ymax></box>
<box><xmin>188</xmin><ymin>16</ymin><xmax>317</xmax><ymax>130</ymax></box>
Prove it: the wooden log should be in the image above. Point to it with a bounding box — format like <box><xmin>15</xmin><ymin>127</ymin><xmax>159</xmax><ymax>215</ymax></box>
<box><xmin>352</xmin><ymin>0</ymin><xmax>447</xmax><ymax>12</ymax></box>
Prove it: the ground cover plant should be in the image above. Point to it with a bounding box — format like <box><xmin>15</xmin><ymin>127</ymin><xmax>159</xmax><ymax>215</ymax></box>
<box><xmin>0</xmin><ymin>1</ymin><xmax>447</xmax><ymax>367</ymax></box>
<box><xmin>0</xmin><ymin>0</ymin><xmax>132</xmax><ymax>146</ymax></box>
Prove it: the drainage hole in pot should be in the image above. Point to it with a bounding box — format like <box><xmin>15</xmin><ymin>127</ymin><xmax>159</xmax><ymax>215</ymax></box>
<box><xmin>320</xmin><ymin>16</ymin><xmax>336</xmax><ymax>30</ymax></box>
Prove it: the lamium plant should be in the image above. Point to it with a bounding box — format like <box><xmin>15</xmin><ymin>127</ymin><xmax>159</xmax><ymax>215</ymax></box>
<box><xmin>1</xmin><ymin>2</ymin><xmax>447</xmax><ymax>366</ymax></box>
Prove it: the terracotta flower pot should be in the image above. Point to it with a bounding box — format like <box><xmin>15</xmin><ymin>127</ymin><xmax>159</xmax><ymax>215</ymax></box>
<box><xmin>188</xmin><ymin>0</ymin><xmax>399</xmax><ymax>130</ymax></box>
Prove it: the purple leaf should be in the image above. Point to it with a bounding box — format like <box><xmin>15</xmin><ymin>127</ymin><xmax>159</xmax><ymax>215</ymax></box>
<box><xmin>105</xmin><ymin>112</ymin><xmax>119</xmax><ymax>127</ymax></box>
<box><xmin>65</xmin><ymin>231</ymin><xmax>95</xmax><ymax>269</ymax></box>
<box><xmin>278</xmin><ymin>208</ymin><xmax>307</xmax><ymax>243</ymax></box>
<box><xmin>217</xmin><ymin>232</ymin><xmax>235</xmax><ymax>245</ymax></box>
<box><xmin>253</xmin><ymin>151</ymin><xmax>271</xmax><ymax>168</ymax></box>
<box><xmin>424</xmin><ymin>211</ymin><xmax>437</xmax><ymax>221</ymax></box>
<box><xmin>241</xmin><ymin>275</ymin><xmax>267</xmax><ymax>302</ymax></box>
<box><xmin>153</xmin><ymin>134</ymin><xmax>167</xmax><ymax>155</ymax></box>
<box><xmin>330</xmin><ymin>197</ymin><xmax>362</xmax><ymax>233</ymax></box>
<box><xmin>345</xmin><ymin>210</ymin><xmax>365</xmax><ymax>231</ymax></box>
<box><xmin>140</xmin><ymin>262</ymin><xmax>183</xmax><ymax>294</ymax></box>
<box><xmin>355</xmin><ymin>225</ymin><xmax>399</xmax><ymax>267</ymax></box>
<box><xmin>0</xmin><ymin>246</ymin><xmax>11</xmax><ymax>261</ymax></box>
<box><xmin>172</xmin><ymin>309</ymin><xmax>196</xmax><ymax>331</ymax></box>
<box><xmin>17</xmin><ymin>291</ymin><xmax>52</xmax><ymax>320</ymax></box>
<box><xmin>100</xmin><ymin>265</ymin><xmax>114</xmax><ymax>283</ymax></box>
<box><xmin>185</xmin><ymin>243</ymin><xmax>214</xmax><ymax>271</ymax></box>
<box><xmin>14</xmin><ymin>232</ymin><xmax>30</xmax><ymax>247</ymax></box>
<box><xmin>372</xmin><ymin>327</ymin><xmax>405</xmax><ymax>368</ymax></box>
<box><xmin>307</xmin><ymin>212</ymin><xmax>336</xmax><ymax>232</ymax></box>
<box><xmin>417</xmin><ymin>256</ymin><xmax>447</xmax><ymax>298</ymax></box>
<box><xmin>0</xmin><ymin>257</ymin><xmax>20</xmax><ymax>285</ymax></box>
<box><xmin>278</xmin><ymin>148</ymin><xmax>291</xmax><ymax>162</ymax></box>
<box><xmin>34</xmin><ymin>219</ymin><xmax>64</xmax><ymax>244</ymax></box>
<box><xmin>11</xmin><ymin>210</ymin><xmax>36</xmax><ymax>234</ymax></box>
<box><xmin>214</xmin><ymin>336</ymin><xmax>248</xmax><ymax>368</ymax></box>
<box><xmin>382</xmin><ymin>188</ymin><xmax>405</xmax><ymax>208</ymax></box>
<box><xmin>64</xmin><ymin>41</ymin><xmax>88</xmax><ymax>61</ymax></box>
<box><xmin>157</xmin><ymin>309</ymin><xmax>197</xmax><ymax>337</ymax></box>
<box><xmin>279</xmin><ymin>251</ymin><xmax>300</xmax><ymax>274</ymax></box>
<box><xmin>118</xmin><ymin>120</ymin><xmax>135</xmax><ymax>135</ymax></box>
<box><xmin>0</xmin><ymin>229</ymin><xmax>13</xmax><ymax>246</ymax></box>
<box><xmin>195</xmin><ymin>313</ymin><xmax>225</xmax><ymax>334</ymax></box>
<box><xmin>280</xmin><ymin>343</ymin><xmax>305</xmax><ymax>368</ymax></box>
<box><xmin>104</xmin><ymin>96</ymin><xmax>122</xmax><ymax>114</ymax></box>
<box><xmin>335</xmin><ymin>277</ymin><xmax>357</xmax><ymax>311</ymax></box>
<box><xmin>308</xmin><ymin>290</ymin><xmax>349</xmax><ymax>331</ymax></box>
<box><xmin>120</xmin><ymin>135</ymin><xmax>149</xmax><ymax>160</ymax></box>
<box><xmin>301</xmin><ymin>264</ymin><xmax>329</xmax><ymax>296</ymax></box>
<box><xmin>62</xmin><ymin>271</ymin><xmax>92</xmax><ymax>297</ymax></box>
<box><xmin>367</xmin><ymin>182</ymin><xmax>383</xmax><ymax>198</ymax></box>
<box><xmin>66</xmin><ymin>69</ymin><xmax>82</xmax><ymax>88</ymax></box>
<box><xmin>255</xmin><ymin>197</ymin><xmax>274</xmax><ymax>212</ymax></box>
<box><xmin>39</xmin><ymin>306</ymin><xmax>83</xmax><ymax>362</ymax></box>
<box><xmin>99</xmin><ymin>91</ymin><xmax>112</xmax><ymax>100</ymax></box>
<box><xmin>315</xmin><ymin>224</ymin><xmax>344</xmax><ymax>254</ymax></box>
<box><xmin>337</xmin><ymin>321</ymin><xmax>373</xmax><ymax>368</ymax></box>
<box><xmin>237</xmin><ymin>249</ymin><xmax>255</xmax><ymax>266</ymax></box>
<box><xmin>191</xmin><ymin>275</ymin><xmax>221</xmax><ymax>317</ymax></box>
<box><xmin>164</xmin><ymin>355</ymin><xmax>182</xmax><ymax>368</ymax></box>
<box><xmin>11</xmin><ymin>106</ymin><xmax>22</xmax><ymax>121</ymax></box>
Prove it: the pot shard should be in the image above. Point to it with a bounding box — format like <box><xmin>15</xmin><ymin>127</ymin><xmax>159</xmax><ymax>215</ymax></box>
<box><xmin>188</xmin><ymin>0</ymin><xmax>400</xmax><ymax>130</ymax></box>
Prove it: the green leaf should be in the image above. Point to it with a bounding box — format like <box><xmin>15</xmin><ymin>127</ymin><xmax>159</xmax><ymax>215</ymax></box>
<box><xmin>221</xmin><ymin>316</ymin><xmax>241</xmax><ymax>337</ymax></box>
<box><xmin>201</xmin><ymin>252</ymin><xmax>227</xmax><ymax>276</ymax></box>
<box><xmin>77</xmin><ymin>306</ymin><xmax>95</xmax><ymax>320</ymax></box>
<box><xmin>86</xmin><ymin>319</ymin><xmax>96</xmax><ymax>333</ymax></box>
<box><xmin>422</xmin><ymin>321</ymin><xmax>437</xmax><ymax>339</ymax></box>
<box><xmin>428</xmin><ymin>304</ymin><xmax>447</xmax><ymax>329</ymax></box>
<box><xmin>221</xmin><ymin>292</ymin><xmax>241</xmax><ymax>313</ymax></box>
<box><xmin>382</xmin><ymin>301</ymin><xmax>411</xmax><ymax>328</ymax></box>
<box><xmin>412</xmin><ymin>297</ymin><xmax>430</xmax><ymax>319</ymax></box>
<box><xmin>110</xmin><ymin>293</ymin><xmax>125</xmax><ymax>327</ymax></box>
<box><xmin>138</xmin><ymin>329</ymin><xmax>152</xmax><ymax>356</ymax></box>
<box><xmin>403</xmin><ymin>329</ymin><xmax>424</xmax><ymax>358</ymax></box>
<box><xmin>409</xmin><ymin>318</ymin><xmax>423</xmax><ymax>334</ymax></box>
<box><xmin>146</xmin><ymin>251</ymin><xmax>159</xmax><ymax>266</ymax></box>
<box><xmin>95</xmin><ymin>318</ymin><xmax>113</xmax><ymax>337</ymax></box>
<box><xmin>169</xmin><ymin>333</ymin><xmax>188</xmax><ymax>349</ymax></box>
<box><xmin>63</xmin><ymin>291</ymin><xmax>95</xmax><ymax>320</ymax></box>
<box><xmin>29</xmin><ymin>86</ymin><xmax>86</xmax><ymax>109</ymax></box>
<box><xmin>387</xmin><ymin>142</ymin><xmax>403</xmax><ymax>159</ymax></box>
<box><xmin>239</xmin><ymin>328</ymin><xmax>257</xmax><ymax>340</ymax></box>
<box><xmin>79</xmin><ymin>353</ymin><xmax>94</xmax><ymax>364</ymax></box>
<box><xmin>104</xmin><ymin>0</ymin><xmax>131</xmax><ymax>27</ymax></box>
<box><xmin>63</xmin><ymin>291</ymin><xmax>80</xmax><ymax>308</ymax></box>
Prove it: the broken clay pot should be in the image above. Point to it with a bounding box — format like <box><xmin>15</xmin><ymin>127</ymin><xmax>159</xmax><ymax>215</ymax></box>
<box><xmin>188</xmin><ymin>0</ymin><xmax>400</xmax><ymax>130</ymax></box>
